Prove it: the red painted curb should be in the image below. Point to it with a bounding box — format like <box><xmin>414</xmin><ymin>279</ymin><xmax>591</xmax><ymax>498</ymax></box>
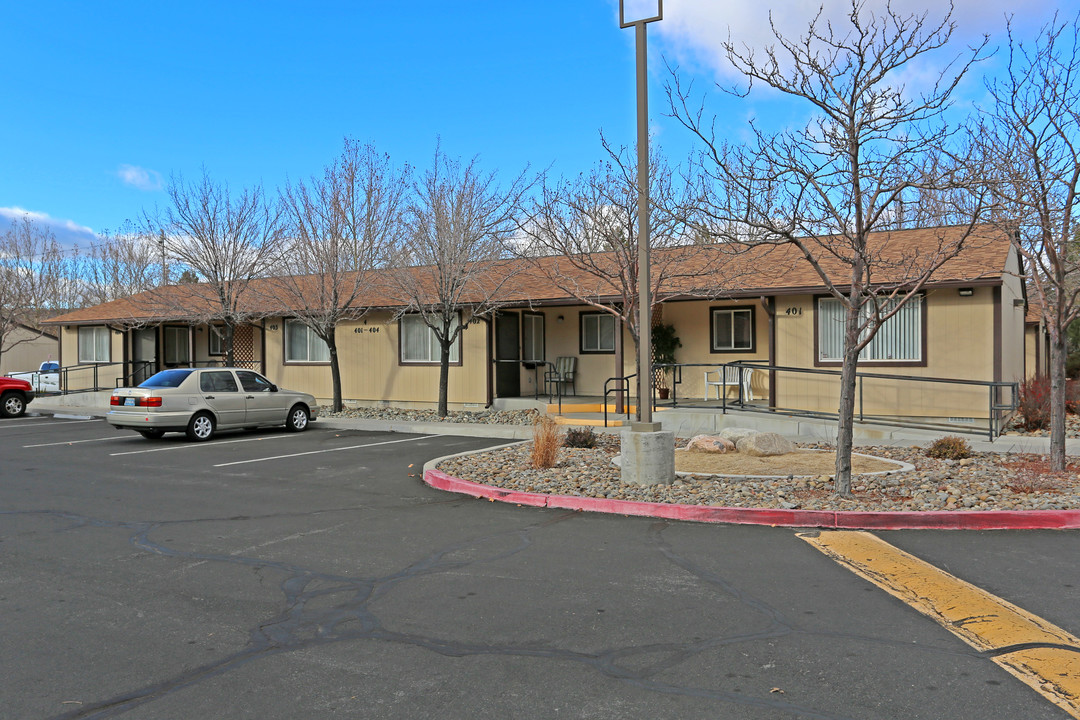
<box><xmin>422</xmin><ymin>469</ymin><xmax>1080</xmax><ymax>531</ymax></box>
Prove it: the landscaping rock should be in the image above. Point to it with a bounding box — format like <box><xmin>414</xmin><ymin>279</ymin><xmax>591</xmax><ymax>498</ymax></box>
<box><xmin>685</xmin><ymin>435</ymin><xmax>736</xmax><ymax>453</ymax></box>
<box><xmin>736</xmin><ymin>432</ymin><xmax>796</xmax><ymax>457</ymax></box>
<box><xmin>718</xmin><ymin>427</ymin><xmax>758</xmax><ymax>443</ymax></box>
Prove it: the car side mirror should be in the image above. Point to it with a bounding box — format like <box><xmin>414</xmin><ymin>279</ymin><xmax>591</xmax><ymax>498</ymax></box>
<box><xmin>270</xmin><ymin>384</ymin><xmax>278</xmax><ymax>392</ymax></box>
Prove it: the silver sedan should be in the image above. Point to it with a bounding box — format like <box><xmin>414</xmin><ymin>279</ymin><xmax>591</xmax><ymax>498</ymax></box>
<box><xmin>108</xmin><ymin>367</ymin><xmax>318</xmax><ymax>441</ymax></box>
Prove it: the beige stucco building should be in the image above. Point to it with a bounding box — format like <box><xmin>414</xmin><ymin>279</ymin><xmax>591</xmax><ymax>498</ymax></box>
<box><xmin>46</xmin><ymin>226</ymin><xmax>1036</xmax><ymax>427</ymax></box>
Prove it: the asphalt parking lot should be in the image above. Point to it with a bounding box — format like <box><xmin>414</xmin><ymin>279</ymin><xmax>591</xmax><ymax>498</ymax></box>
<box><xmin>3</xmin><ymin>414</ymin><xmax>1079</xmax><ymax>719</ymax></box>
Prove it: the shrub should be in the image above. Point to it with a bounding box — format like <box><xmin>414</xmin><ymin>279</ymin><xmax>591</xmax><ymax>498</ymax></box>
<box><xmin>564</xmin><ymin>426</ymin><xmax>598</xmax><ymax>449</ymax></box>
<box><xmin>1017</xmin><ymin>376</ymin><xmax>1051</xmax><ymax>430</ymax></box>
<box><xmin>926</xmin><ymin>435</ymin><xmax>973</xmax><ymax>460</ymax></box>
<box><xmin>531</xmin><ymin>416</ymin><xmax>562</xmax><ymax>469</ymax></box>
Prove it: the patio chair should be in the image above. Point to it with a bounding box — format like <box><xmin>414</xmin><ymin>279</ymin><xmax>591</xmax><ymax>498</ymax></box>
<box><xmin>545</xmin><ymin>356</ymin><xmax>577</xmax><ymax>397</ymax></box>
<box><xmin>704</xmin><ymin>366</ymin><xmax>754</xmax><ymax>402</ymax></box>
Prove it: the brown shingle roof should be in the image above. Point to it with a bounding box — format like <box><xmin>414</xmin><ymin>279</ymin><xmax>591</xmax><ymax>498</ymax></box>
<box><xmin>45</xmin><ymin>225</ymin><xmax>1013</xmax><ymax>325</ymax></box>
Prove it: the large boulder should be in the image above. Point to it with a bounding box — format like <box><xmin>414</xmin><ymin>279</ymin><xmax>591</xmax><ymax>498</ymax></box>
<box><xmin>684</xmin><ymin>434</ymin><xmax>736</xmax><ymax>453</ymax></box>
<box><xmin>717</xmin><ymin>427</ymin><xmax>758</xmax><ymax>444</ymax></box>
<box><xmin>736</xmin><ymin>432</ymin><xmax>796</xmax><ymax>457</ymax></box>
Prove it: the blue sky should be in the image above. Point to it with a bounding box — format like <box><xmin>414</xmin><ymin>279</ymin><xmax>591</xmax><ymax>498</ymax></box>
<box><xmin>0</xmin><ymin>0</ymin><xmax>1069</xmax><ymax>249</ymax></box>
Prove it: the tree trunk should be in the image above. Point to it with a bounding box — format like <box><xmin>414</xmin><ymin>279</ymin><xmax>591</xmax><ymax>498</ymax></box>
<box><xmin>1049</xmin><ymin>328</ymin><xmax>1067</xmax><ymax>471</ymax></box>
<box><xmin>833</xmin><ymin>304</ymin><xmax>862</xmax><ymax>497</ymax></box>
<box><xmin>223</xmin><ymin>322</ymin><xmax>236</xmax><ymax>367</ymax></box>
<box><xmin>438</xmin><ymin>337</ymin><xmax>451</xmax><ymax>418</ymax></box>
<box><xmin>327</xmin><ymin>331</ymin><xmax>343</xmax><ymax>413</ymax></box>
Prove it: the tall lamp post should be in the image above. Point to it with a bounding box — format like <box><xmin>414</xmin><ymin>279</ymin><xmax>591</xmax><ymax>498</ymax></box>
<box><xmin>619</xmin><ymin>0</ymin><xmax>661</xmax><ymax>431</ymax></box>
<box><xmin>619</xmin><ymin>0</ymin><xmax>674</xmax><ymax>486</ymax></box>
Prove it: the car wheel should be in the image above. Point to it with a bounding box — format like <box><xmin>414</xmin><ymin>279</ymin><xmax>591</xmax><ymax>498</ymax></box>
<box><xmin>285</xmin><ymin>404</ymin><xmax>310</xmax><ymax>432</ymax></box>
<box><xmin>186</xmin><ymin>412</ymin><xmax>215</xmax><ymax>441</ymax></box>
<box><xmin>1</xmin><ymin>392</ymin><xmax>26</xmax><ymax>418</ymax></box>
<box><xmin>138</xmin><ymin>429</ymin><xmax>165</xmax><ymax>440</ymax></box>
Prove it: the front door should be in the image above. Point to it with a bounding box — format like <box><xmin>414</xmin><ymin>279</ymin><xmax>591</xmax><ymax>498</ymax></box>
<box><xmin>132</xmin><ymin>328</ymin><xmax>156</xmax><ymax>384</ymax></box>
<box><xmin>494</xmin><ymin>312</ymin><xmax>520</xmax><ymax>397</ymax></box>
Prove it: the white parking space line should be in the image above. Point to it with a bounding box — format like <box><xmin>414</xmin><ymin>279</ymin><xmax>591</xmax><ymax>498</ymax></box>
<box><xmin>110</xmin><ymin>434</ymin><xmax>301</xmax><ymax>457</ymax></box>
<box><xmin>213</xmin><ymin>435</ymin><xmax>439</xmax><ymax>467</ymax></box>
<box><xmin>24</xmin><ymin>436</ymin><xmax>127</xmax><ymax>448</ymax></box>
<box><xmin>0</xmin><ymin>419</ymin><xmax>99</xmax><ymax>430</ymax></box>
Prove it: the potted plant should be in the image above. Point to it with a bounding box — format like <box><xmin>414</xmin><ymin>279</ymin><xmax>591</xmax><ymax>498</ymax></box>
<box><xmin>651</xmin><ymin>323</ymin><xmax>681</xmax><ymax>399</ymax></box>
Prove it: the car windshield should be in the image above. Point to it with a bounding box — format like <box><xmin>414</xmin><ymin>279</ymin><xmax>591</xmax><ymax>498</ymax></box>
<box><xmin>42</xmin><ymin>362</ymin><xmax>59</xmax><ymax>372</ymax></box>
<box><xmin>139</xmin><ymin>369</ymin><xmax>193</xmax><ymax>388</ymax></box>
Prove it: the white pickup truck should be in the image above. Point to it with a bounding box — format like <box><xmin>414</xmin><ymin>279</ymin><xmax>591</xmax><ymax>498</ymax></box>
<box><xmin>8</xmin><ymin>361</ymin><xmax>60</xmax><ymax>393</ymax></box>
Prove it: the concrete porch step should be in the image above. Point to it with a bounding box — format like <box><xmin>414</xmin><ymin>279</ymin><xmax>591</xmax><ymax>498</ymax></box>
<box><xmin>551</xmin><ymin>412</ymin><xmax>629</xmax><ymax>428</ymax></box>
<box><xmin>546</xmin><ymin>402</ymin><xmax>638</xmax><ymax>415</ymax></box>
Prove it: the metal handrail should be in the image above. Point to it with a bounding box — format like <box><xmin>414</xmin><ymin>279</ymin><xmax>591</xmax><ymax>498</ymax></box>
<box><xmin>117</xmin><ymin>360</ymin><xmax>154</xmax><ymax>388</ymax></box>
<box><xmin>603</xmin><ymin>374</ymin><xmax>636</xmax><ymax>427</ymax></box>
<box><xmin>660</xmin><ymin>360</ymin><xmax>1018</xmax><ymax>441</ymax></box>
<box><xmin>54</xmin><ymin>361</ymin><xmax>131</xmax><ymax>394</ymax></box>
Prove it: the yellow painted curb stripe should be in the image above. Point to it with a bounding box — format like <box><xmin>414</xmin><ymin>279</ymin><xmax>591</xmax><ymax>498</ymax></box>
<box><xmin>800</xmin><ymin>531</ymin><xmax>1080</xmax><ymax>717</ymax></box>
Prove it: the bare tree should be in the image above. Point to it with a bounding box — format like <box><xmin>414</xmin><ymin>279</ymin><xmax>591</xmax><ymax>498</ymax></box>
<box><xmin>669</xmin><ymin>1</ymin><xmax>991</xmax><ymax>495</ymax></box>
<box><xmin>0</xmin><ymin>217</ymin><xmax>71</xmax><ymax>362</ymax></box>
<box><xmin>387</xmin><ymin>143</ymin><xmax>531</xmax><ymax>417</ymax></box>
<box><xmin>980</xmin><ymin>14</ymin><xmax>1080</xmax><ymax>470</ymax></box>
<box><xmin>78</xmin><ymin>221</ymin><xmax>162</xmax><ymax>306</ymax></box>
<box><xmin>518</xmin><ymin>139</ymin><xmax>710</xmax><ymax>404</ymax></box>
<box><xmin>274</xmin><ymin>140</ymin><xmax>409</xmax><ymax>412</ymax></box>
<box><xmin>155</xmin><ymin>170</ymin><xmax>282</xmax><ymax>365</ymax></box>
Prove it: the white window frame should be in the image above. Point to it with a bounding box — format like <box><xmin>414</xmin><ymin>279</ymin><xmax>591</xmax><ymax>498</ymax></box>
<box><xmin>522</xmin><ymin>313</ymin><xmax>545</xmax><ymax>363</ymax></box>
<box><xmin>581</xmin><ymin>312</ymin><xmax>616</xmax><ymax>354</ymax></box>
<box><xmin>817</xmin><ymin>295</ymin><xmax>923</xmax><ymax>363</ymax></box>
<box><xmin>208</xmin><ymin>325</ymin><xmax>224</xmax><ymax>356</ymax></box>
<box><xmin>78</xmin><ymin>326</ymin><xmax>111</xmax><ymax>364</ymax></box>
<box><xmin>711</xmin><ymin>307</ymin><xmax>755</xmax><ymax>352</ymax></box>
<box><xmin>284</xmin><ymin>320</ymin><xmax>330</xmax><ymax>363</ymax></box>
<box><xmin>400</xmin><ymin>314</ymin><xmax>460</xmax><ymax>364</ymax></box>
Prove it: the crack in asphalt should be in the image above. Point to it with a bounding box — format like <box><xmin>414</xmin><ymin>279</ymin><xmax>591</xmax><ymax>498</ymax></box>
<box><xmin>6</xmin><ymin>508</ymin><xmax>961</xmax><ymax>720</ymax></box>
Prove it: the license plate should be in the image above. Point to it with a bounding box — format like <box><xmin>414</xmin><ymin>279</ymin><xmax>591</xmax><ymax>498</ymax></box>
<box><xmin>124</xmin><ymin>397</ymin><xmax>135</xmax><ymax>407</ymax></box>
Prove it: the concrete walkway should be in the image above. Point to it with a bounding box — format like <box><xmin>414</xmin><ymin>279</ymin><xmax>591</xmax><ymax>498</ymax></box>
<box><xmin>27</xmin><ymin>390</ymin><xmax>1080</xmax><ymax>454</ymax></box>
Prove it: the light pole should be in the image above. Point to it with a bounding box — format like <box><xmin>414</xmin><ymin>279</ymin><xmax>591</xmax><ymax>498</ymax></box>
<box><xmin>618</xmin><ymin>1</ymin><xmax>674</xmax><ymax>486</ymax></box>
<box><xmin>619</xmin><ymin>0</ymin><xmax>661</xmax><ymax>431</ymax></box>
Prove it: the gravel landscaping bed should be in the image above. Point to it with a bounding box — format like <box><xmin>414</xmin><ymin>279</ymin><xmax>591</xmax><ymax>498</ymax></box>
<box><xmin>436</xmin><ymin>436</ymin><xmax>1080</xmax><ymax>513</ymax></box>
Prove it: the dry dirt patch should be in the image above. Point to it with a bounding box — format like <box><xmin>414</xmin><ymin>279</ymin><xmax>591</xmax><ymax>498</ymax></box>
<box><xmin>674</xmin><ymin>449</ymin><xmax>901</xmax><ymax>476</ymax></box>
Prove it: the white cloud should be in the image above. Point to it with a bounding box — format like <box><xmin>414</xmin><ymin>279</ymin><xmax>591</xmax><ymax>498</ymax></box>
<box><xmin>117</xmin><ymin>164</ymin><xmax>163</xmax><ymax>191</ymax></box>
<box><xmin>656</xmin><ymin>0</ymin><xmax>1066</xmax><ymax>81</ymax></box>
<box><xmin>0</xmin><ymin>207</ymin><xmax>98</xmax><ymax>250</ymax></box>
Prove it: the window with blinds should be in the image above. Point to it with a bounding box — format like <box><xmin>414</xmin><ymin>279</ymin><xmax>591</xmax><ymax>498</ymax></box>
<box><xmin>285</xmin><ymin>320</ymin><xmax>330</xmax><ymax>363</ymax></box>
<box><xmin>817</xmin><ymin>295</ymin><xmax>922</xmax><ymax>362</ymax></box>
<box><xmin>400</xmin><ymin>314</ymin><xmax>459</xmax><ymax>364</ymax></box>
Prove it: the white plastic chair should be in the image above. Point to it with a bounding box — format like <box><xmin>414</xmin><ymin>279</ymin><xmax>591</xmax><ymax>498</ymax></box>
<box><xmin>704</xmin><ymin>366</ymin><xmax>754</xmax><ymax>402</ymax></box>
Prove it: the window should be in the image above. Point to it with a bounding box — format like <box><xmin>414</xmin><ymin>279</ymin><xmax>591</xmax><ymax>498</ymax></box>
<box><xmin>285</xmin><ymin>320</ymin><xmax>330</xmax><ymax>363</ymax></box>
<box><xmin>522</xmin><ymin>313</ymin><xmax>545</xmax><ymax>363</ymax></box>
<box><xmin>163</xmin><ymin>326</ymin><xmax>190</xmax><ymax>365</ymax></box>
<box><xmin>200</xmin><ymin>370</ymin><xmax>238</xmax><ymax>393</ymax></box>
<box><xmin>817</xmin><ymin>295</ymin><xmax>923</xmax><ymax>363</ymax></box>
<box><xmin>78</xmin><ymin>326</ymin><xmax>111</xmax><ymax>363</ymax></box>
<box><xmin>400</xmin><ymin>314</ymin><xmax>459</xmax><ymax>364</ymax></box>
<box><xmin>139</xmin><ymin>369</ymin><xmax>192</xmax><ymax>388</ymax></box>
<box><xmin>711</xmin><ymin>307</ymin><xmax>755</xmax><ymax>353</ymax></box>
<box><xmin>236</xmin><ymin>370</ymin><xmax>274</xmax><ymax>392</ymax></box>
<box><xmin>580</xmin><ymin>312</ymin><xmax>616</xmax><ymax>354</ymax></box>
<box><xmin>208</xmin><ymin>325</ymin><xmax>224</xmax><ymax>356</ymax></box>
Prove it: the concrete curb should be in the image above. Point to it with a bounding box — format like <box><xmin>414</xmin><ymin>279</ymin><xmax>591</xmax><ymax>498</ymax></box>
<box><xmin>421</xmin><ymin>466</ymin><xmax>1080</xmax><ymax>532</ymax></box>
